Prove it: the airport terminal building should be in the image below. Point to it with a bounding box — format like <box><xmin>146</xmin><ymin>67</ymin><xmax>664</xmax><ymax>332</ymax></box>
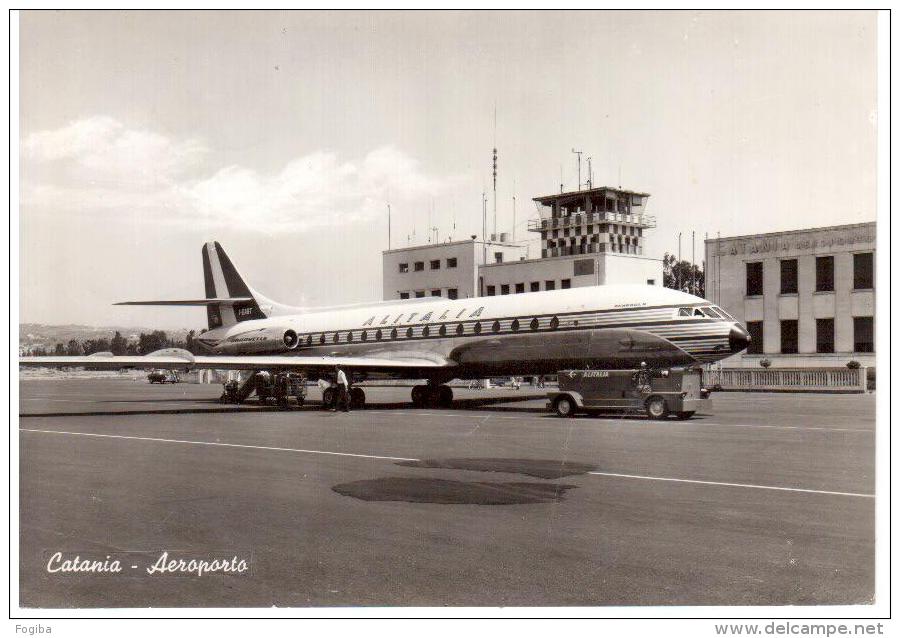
<box><xmin>704</xmin><ymin>222</ymin><xmax>875</xmax><ymax>369</ymax></box>
<box><xmin>383</xmin><ymin>186</ymin><xmax>664</xmax><ymax>300</ymax></box>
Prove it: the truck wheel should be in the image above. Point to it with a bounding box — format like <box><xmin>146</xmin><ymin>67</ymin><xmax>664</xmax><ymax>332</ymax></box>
<box><xmin>676</xmin><ymin>411</ymin><xmax>695</xmax><ymax>420</ymax></box>
<box><xmin>645</xmin><ymin>396</ymin><xmax>669</xmax><ymax>419</ymax></box>
<box><xmin>554</xmin><ymin>396</ymin><xmax>576</xmax><ymax>418</ymax></box>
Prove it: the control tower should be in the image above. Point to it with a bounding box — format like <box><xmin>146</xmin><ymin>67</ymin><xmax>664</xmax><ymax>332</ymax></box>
<box><xmin>528</xmin><ymin>186</ymin><xmax>656</xmax><ymax>258</ymax></box>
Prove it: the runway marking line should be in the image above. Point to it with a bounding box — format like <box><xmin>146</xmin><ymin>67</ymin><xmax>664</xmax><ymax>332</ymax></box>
<box><xmin>19</xmin><ymin>428</ymin><xmax>873</xmax><ymax>499</ymax></box>
<box><xmin>586</xmin><ymin>471</ymin><xmax>874</xmax><ymax>499</ymax></box>
<box><xmin>18</xmin><ymin>428</ymin><xmax>418</xmax><ymax>462</ymax></box>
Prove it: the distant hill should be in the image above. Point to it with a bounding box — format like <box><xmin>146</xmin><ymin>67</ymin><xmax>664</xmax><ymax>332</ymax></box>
<box><xmin>19</xmin><ymin>323</ymin><xmax>194</xmax><ymax>347</ymax></box>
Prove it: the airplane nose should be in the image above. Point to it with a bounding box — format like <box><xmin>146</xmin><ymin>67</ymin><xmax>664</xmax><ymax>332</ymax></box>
<box><xmin>729</xmin><ymin>325</ymin><xmax>751</xmax><ymax>354</ymax></box>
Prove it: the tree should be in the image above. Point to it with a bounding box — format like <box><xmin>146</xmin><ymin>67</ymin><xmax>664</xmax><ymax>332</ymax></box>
<box><xmin>663</xmin><ymin>252</ymin><xmax>704</xmax><ymax>297</ymax></box>
<box><xmin>185</xmin><ymin>329</ymin><xmax>197</xmax><ymax>354</ymax></box>
<box><xmin>65</xmin><ymin>339</ymin><xmax>84</xmax><ymax>356</ymax></box>
<box><xmin>54</xmin><ymin>343</ymin><xmax>65</xmax><ymax>356</ymax></box>
<box><xmin>138</xmin><ymin>330</ymin><xmax>169</xmax><ymax>354</ymax></box>
<box><xmin>110</xmin><ymin>331</ymin><xmax>127</xmax><ymax>355</ymax></box>
<box><xmin>82</xmin><ymin>338</ymin><xmax>111</xmax><ymax>355</ymax></box>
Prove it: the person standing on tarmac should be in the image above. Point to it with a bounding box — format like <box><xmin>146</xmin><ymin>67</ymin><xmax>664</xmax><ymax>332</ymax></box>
<box><xmin>334</xmin><ymin>367</ymin><xmax>350</xmax><ymax>412</ymax></box>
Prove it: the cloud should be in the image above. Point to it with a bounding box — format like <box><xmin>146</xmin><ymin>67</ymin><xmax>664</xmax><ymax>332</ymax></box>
<box><xmin>21</xmin><ymin>117</ymin><xmax>457</xmax><ymax>233</ymax></box>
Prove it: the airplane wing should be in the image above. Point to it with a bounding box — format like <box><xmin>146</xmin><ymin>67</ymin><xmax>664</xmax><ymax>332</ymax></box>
<box><xmin>18</xmin><ymin>349</ymin><xmax>451</xmax><ymax>374</ymax></box>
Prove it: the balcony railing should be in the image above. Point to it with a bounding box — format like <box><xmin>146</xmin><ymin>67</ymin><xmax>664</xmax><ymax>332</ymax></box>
<box><xmin>528</xmin><ymin>211</ymin><xmax>656</xmax><ymax>232</ymax></box>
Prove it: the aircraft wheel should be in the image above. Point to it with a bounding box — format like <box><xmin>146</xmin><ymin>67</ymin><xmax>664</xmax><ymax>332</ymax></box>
<box><xmin>645</xmin><ymin>396</ymin><xmax>669</xmax><ymax>420</ymax></box>
<box><xmin>411</xmin><ymin>385</ymin><xmax>428</xmax><ymax>408</ymax></box>
<box><xmin>322</xmin><ymin>387</ymin><xmax>335</xmax><ymax>410</ymax></box>
<box><xmin>350</xmin><ymin>387</ymin><xmax>366</xmax><ymax>409</ymax></box>
<box><xmin>676</xmin><ymin>411</ymin><xmax>695</xmax><ymax>420</ymax></box>
<box><xmin>554</xmin><ymin>396</ymin><xmax>576</xmax><ymax>418</ymax></box>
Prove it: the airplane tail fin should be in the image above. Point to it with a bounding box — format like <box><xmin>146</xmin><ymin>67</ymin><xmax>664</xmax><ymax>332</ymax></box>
<box><xmin>116</xmin><ymin>242</ymin><xmax>298</xmax><ymax>329</ymax></box>
<box><xmin>201</xmin><ymin>241</ymin><xmax>268</xmax><ymax>329</ymax></box>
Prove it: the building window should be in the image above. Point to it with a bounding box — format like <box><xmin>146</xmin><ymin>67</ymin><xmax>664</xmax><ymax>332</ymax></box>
<box><xmin>448</xmin><ymin>288</ymin><xmax>458</xmax><ymax>300</ymax></box>
<box><xmin>446</xmin><ymin>257</ymin><xmax>457</xmax><ymax>268</ymax></box>
<box><xmin>494</xmin><ymin>252</ymin><xmax>504</xmax><ymax>264</ymax></box>
<box><xmin>545</xmin><ymin>280</ymin><xmax>555</xmax><ymax>291</ymax></box>
<box><xmin>530</xmin><ymin>282</ymin><xmax>540</xmax><ymax>292</ymax></box>
<box><xmin>430</xmin><ymin>259</ymin><xmax>440</xmax><ymax>270</ymax></box>
<box><xmin>431</xmin><ymin>290</ymin><xmax>441</xmax><ymax>296</ymax></box>
<box><xmin>398</xmin><ymin>263</ymin><xmax>409</xmax><ymax>273</ymax></box>
<box><xmin>515</xmin><ymin>283</ymin><xmax>525</xmax><ymax>294</ymax></box>
<box><xmin>853</xmin><ymin>253</ymin><xmax>874</xmax><ymax>290</ymax></box>
<box><xmin>816</xmin><ymin>318</ymin><xmax>835</xmax><ymax>353</ymax></box>
<box><xmin>501</xmin><ymin>284</ymin><xmax>510</xmax><ymax>295</ymax></box>
<box><xmin>561</xmin><ymin>279</ymin><xmax>571</xmax><ymax>289</ymax></box>
<box><xmin>780</xmin><ymin>320</ymin><xmax>798</xmax><ymax>354</ymax></box>
<box><xmin>746</xmin><ymin>262</ymin><xmax>763</xmax><ymax>296</ymax></box>
<box><xmin>815</xmin><ymin>256</ymin><xmax>834</xmax><ymax>292</ymax></box>
<box><xmin>415</xmin><ymin>291</ymin><xmax>425</xmax><ymax>298</ymax></box>
<box><xmin>487</xmin><ymin>285</ymin><xmax>496</xmax><ymax>296</ymax></box>
<box><xmin>780</xmin><ymin>259</ymin><xmax>798</xmax><ymax>295</ymax></box>
<box><xmin>746</xmin><ymin>321</ymin><xmax>763</xmax><ymax>354</ymax></box>
<box><xmin>854</xmin><ymin>316</ymin><xmax>874</xmax><ymax>352</ymax></box>
<box><xmin>399</xmin><ymin>292</ymin><xmax>409</xmax><ymax>299</ymax></box>
<box><xmin>574</xmin><ymin>258</ymin><xmax>594</xmax><ymax>276</ymax></box>
<box><xmin>414</xmin><ymin>261</ymin><xmax>424</xmax><ymax>272</ymax></box>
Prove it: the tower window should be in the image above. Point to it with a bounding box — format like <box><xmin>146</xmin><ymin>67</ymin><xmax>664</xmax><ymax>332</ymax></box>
<box><xmin>780</xmin><ymin>259</ymin><xmax>798</xmax><ymax>295</ymax></box>
<box><xmin>815</xmin><ymin>256</ymin><xmax>834</xmax><ymax>292</ymax></box>
<box><xmin>853</xmin><ymin>253</ymin><xmax>874</xmax><ymax>290</ymax></box>
<box><xmin>746</xmin><ymin>262</ymin><xmax>763</xmax><ymax>296</ymax></box>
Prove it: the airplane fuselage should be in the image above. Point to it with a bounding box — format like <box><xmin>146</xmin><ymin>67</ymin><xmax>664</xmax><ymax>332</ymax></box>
<box><xmin>196</xmin><ymin>284</ymin><xmax>749</xmax><ymax>381</ymax></box>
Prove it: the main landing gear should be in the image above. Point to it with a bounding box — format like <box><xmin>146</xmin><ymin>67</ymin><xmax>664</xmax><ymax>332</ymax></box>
<box><xmin>411</xmin><ymin>384</ymin><xmax>453</xmax><ymax>408</ymax></box>
<box><xmin>321</xmin><ymin>386</ymin><xmax>366</xmax><ymax>410</ymax></box>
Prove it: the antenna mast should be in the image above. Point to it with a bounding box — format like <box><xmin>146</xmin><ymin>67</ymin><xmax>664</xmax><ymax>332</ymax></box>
<box><xmin>492</xmin><ymin>105</ymin><xmax>498</xmax><ymax>239</ymax></box>
<box><xmin>572</xmin><ymin>148</ymin><xmax>583</xmax><ymax>191</ymax></box>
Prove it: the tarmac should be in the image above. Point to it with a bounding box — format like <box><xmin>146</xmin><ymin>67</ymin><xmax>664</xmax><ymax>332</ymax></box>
<box><xmin>18</xmin><ymin>378</ymin><xmax>876</xmax><ymax>608</ymax></box>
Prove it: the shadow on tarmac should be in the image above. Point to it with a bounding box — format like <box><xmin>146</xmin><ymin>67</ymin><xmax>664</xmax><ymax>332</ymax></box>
<box><xmin>332</xmin><ymin>477</ymin><xmax>578</xmax><ymax>505</ymax></box>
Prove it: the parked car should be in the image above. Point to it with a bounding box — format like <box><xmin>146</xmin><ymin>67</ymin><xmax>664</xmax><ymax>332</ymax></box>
<box><xmin>147</xmin><ymin>370</ymin><xmax>179</xmax><ymax>384</ymax></box>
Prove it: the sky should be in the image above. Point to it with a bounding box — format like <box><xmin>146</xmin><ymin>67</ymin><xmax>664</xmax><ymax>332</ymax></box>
<box><xmin>18</xmin><ymin>10</ymin><xmax>878</xmax><ymax>329</ymax></box>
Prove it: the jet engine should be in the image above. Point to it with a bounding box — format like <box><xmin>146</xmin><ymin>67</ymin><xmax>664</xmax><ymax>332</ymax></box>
<box><xmin>213</xmin><ymin>327</ymin><xmax>302</xmax><ymax>355</ymax></box>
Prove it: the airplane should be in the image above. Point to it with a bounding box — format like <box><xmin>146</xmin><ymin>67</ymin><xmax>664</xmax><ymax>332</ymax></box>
<box><xmin>19</xmin><ymin>241</ymin><xmax>750</xmax><ymax>408</ymax></box>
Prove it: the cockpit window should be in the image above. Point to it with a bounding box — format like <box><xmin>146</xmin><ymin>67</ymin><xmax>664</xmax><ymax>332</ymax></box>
<box><xmin>678</xmin><ymin>307</ymin><xmax>693</xmax><ymax>317</ymax></box>
<box><xmin>716</xmin><ymin>306</ymin><xmax>736</xmax><ymax>321</ymax></box>
<box><xmin>693</xmin><ymin>308</ymin><xmax>705</xmax><ymax>317</ymax></box>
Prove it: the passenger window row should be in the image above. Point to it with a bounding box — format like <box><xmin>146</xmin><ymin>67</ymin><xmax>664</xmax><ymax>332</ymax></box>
<box><xmin>297</xmin><ymin>315</ymin><xmax>562</xmax><ymax>345</ymax></box>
